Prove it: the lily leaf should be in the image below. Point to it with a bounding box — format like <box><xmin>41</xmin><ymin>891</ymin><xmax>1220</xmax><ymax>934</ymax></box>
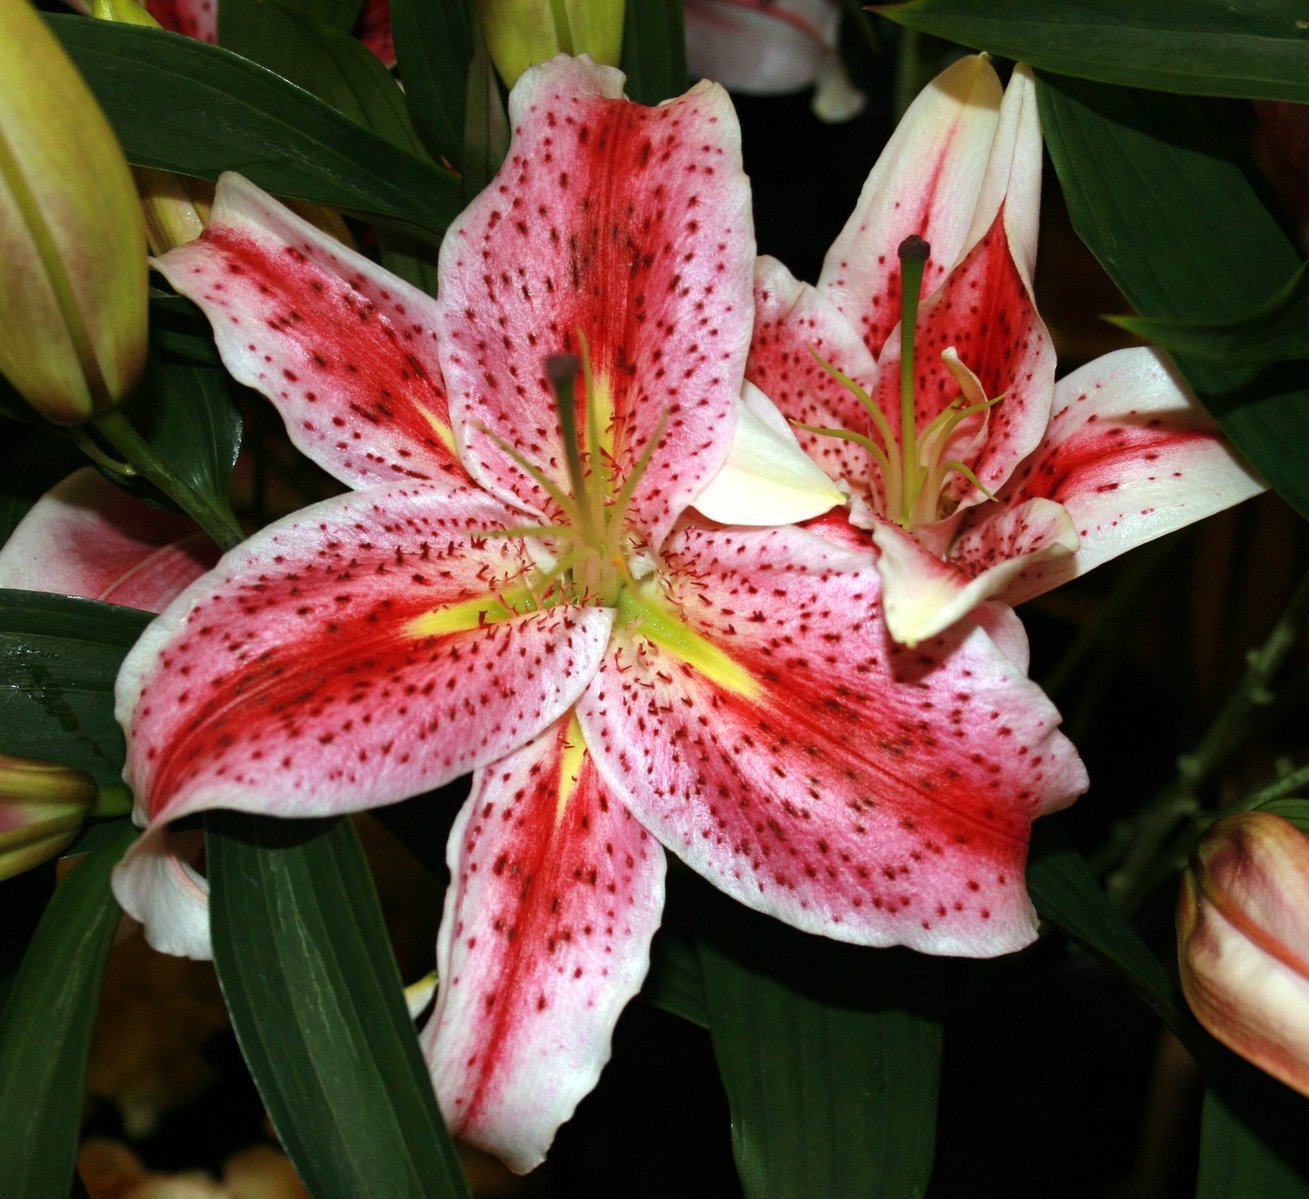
<box><xmin>643</xmin><ymin>925</ymin><xmax>708</xmax><ymax>1028</ymax></box>
<box><xmin>1111</xmin><ymin>260</ymin><xmax>1309</xmax><ymax>367</ymax></box>
<box><xmin>621</xmin><ymin>0</ymin><xmax>687</xmax><ymax>105</ymax></box>
<box><xmin>875</xmin><ymin>0</ymin><xmax>1309</xmax><ymax>102</ymax></box>
<box><xmin>462</xmin><ymin>5</ymin><xmax>510</xmax><ymax>202</ymax></box>
<box><xmin>390</xmin><ymin>0</ymin><xmax>474</xmax><ymax>168</ymax></box>
<box><xmin>0</xmin><ymin>425</ymin><xmax>85</xmax><ymax>546</ymax></box>
<box><xmin>49</xmin><ymin>16</ymin><xmax>460</xmax><ymax>244</ymax></box>
<box><xmin>0</xmin><ymin>822</ymin><xmax>136</xmax><ymax>1199</ymax></box>
<box><xmin>1198</xmin><ymin>1063</ymin><xmax>1309</xmax><ymax>1197</ymax></box>
<box><xmin>207</xmin><ymin>811</ymin><xmax>471</xmax><ymax>1199</ymax></box>
<box><xmin>1039</xmin><ymin>74</ymin><xmax>1309</xmax><ymax>521</ymax></box>
<box><xmin>222</xmin><ymin>0</ymin><xmax>364</xmax><ymax>41</ymax></box>
<box><xmin>0</xmin><ymin>591</ymin><xmax>147</xmax><ymax>786</ymax></box>
<box><xmin>695</xmin><ymin>888</ymin><xmax>941</xmax><ymax>1199</ymax></box>
<box><xmin>1027</xmin><ymin>818</ymin><xmax>1193</xmax><ymax>1044</ymax></box>
<box><xmin>219</xmin><ymin>0</ymin><xmax>427</xmax><ymax>159</ymax></box>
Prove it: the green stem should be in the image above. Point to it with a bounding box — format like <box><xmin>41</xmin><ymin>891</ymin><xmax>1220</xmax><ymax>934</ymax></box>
<box><xmin>91</xmin><ymin>409</ymin><xmax>243</xmax><ymax>551</ymax></box>
<box><xmin>1107</xmin><ymin>567</ymin><xmax>1309</xmax><ymax>913</ymax></box>
<box><xmin>91</xmin><ymin>785</ymin><xmax>134</xmax><ymax>818</ymax></box>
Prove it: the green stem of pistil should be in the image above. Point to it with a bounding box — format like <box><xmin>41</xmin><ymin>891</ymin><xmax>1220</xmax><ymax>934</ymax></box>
<box><xmin>896</xmin><ymin>236</ymin><xmax>929</xmax><ymax>528</ymax></box>
<box><xmin>547</xmin><ymin>353</ymin><xmax>595</xmax><ymax>541</ymax></box>
<box><xmin>91</xmin><ymin>409</ymin><xmax>243</xmax><ymax>551</ymax></box>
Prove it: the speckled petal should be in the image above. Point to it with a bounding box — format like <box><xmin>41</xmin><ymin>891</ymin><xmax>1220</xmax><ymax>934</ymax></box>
<box><xmin>116</xmin><ymin>480</ymin><xmax>614</xmax><ymax>828</ymax></box>
<box><xmin>144</xmin><ymin>0</ymin><xmax>216</xmax><ymax>41</ymax></box>
<box><xmin>423</xmin><ymin>716</ymin><xmax>664</xmax><ymax>1173</ymax></box>
<box><xmin>870</xmin><ymin>500</ymin><xmax>1078</xmax><ymax>646</ymax></box>
<box><xmin>578</xmin><ymin>514</ymin><xmax>1087</xmax><ymax>957</ymax></box>
<box><xmin>111</xmin><ymin>825</ymin><xmax>212</xmax><ymax>959</ymax></box>
<box><xmin>748</xmin><ymin>255</ymin><xmax>883</xmax><ymax>514</ymax></box>
<box><xmin>864</xmin><ymin>213</ymin><xmax>1056</xmax><ymax>505</ymax></box>
<box><xmin>817</xmin><ymin>54</ymin><xmax>1003</xmax><ymax>357</ymax></box>
<box><xmin>996</xmin><ymin>347</ymin><xmax>1266</xmax><ymax>605</ymax></box>
<box><xmin>0</xmin><ymin>468</ymin><xmax>216</xmax><ymax>612</ymax></box>
<box><xmin>437</xmin><ymin>55</ymin><xmax>755</xmax><ymax>549</ymax></box>
<box><xmin>153</xmin><ymin>174</ymin><xmax>467</xmax><ymax>492</ymax></box>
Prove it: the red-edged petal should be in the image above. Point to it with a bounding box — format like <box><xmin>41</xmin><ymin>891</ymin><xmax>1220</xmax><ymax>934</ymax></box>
<box><xmin>748</xmin><ymin>255</ymin><xmax>884</xmax><ymax>515</ymax></box>
<box><xmin>353</xmin><ymin>0</ymin><xmax>395</xmax><ymax>65</ymax></box>
<box><xmin>111</xmin><ymin>825</ymin><xmax>212</xmax><ymax>959</ymax></box>
<box><xmin>0</xmin><ymin>468</ymin><xmax>217</xmax><ymax>612</ymax></box>
<box><xmin>817</xmin><ymin>55</ymin><xmax>1003</xmax><ymax>356</ymax></box>
<box><xmin>154</xmin><ymin>174</ymin><xmax>468</xmax><ymax>492</ymax></box>
<box><xmin>437</xmin><ymin>56</ymin><xmax>755</xmax><ymax>549</ymax></box>
<box><xmin>578</xmin><ymin>514</ymin><xmax>1087</xmax><ymax>957</ymax></box>
<box><xmin>996</xmin><ymin>347</ymin><xmax>1266</xmax><ymax>605</ymax></box>
<box><xmin>117</xmin><ymin>480</ymin><xmax>614</xmax><ymax>828</ymax></box>
<box><xmin>422</xmin><ymin>716</ymin><xmax>664</xmax><ymax>1173</ymax></box>
<box><xmin>865</xmin><ymin>212</ymin><xmax>1056</xmax><ymax>505</ymax></box>
<box><xmin>870</xmin><ymin>500</ymin><xmax>1078</xmax><ymax>646</ymax></box>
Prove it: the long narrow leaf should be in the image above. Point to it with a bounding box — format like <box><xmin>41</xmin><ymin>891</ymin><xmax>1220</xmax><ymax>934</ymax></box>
<box><xmin>876</xmin><ymin>0</ymin><xmax>1309</xmax><ymax>102</ymax></box>
<box><xmin>50</xmin><ymin>17</ymin><xmax>459</xmax><ymax>243</ymax></box>
<box><xmin>207</xmin><ymin>811</ymin><xmax>471</xmax><ymax>1199</ymax></box>
<box><xmin>391</xmin><ymin>0</ymin><xmax>473</xmax><ymax>167</ymax></box>
<box><xmin>0</xmin><ymin>823</ymin><xmax>136</xmax><ymax>1199</ymax></box>
<box><xmin>621</xmin><ymin>0</ymin><xmax>686</xmax><ymax>105</ymax></box>
<box><xmin>1198</xmin><ymin>1066</ymin><xmax>1309</xmax><ymax>1197</ymax></box>
<box><xmin>696</xmin><ymin>892</ymin><xmax>941</xmax><ymax>1199</ymax></box>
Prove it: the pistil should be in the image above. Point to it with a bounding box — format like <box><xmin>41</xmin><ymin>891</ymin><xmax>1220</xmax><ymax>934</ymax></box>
<box><xmin>897</xmin><ymin>235</ymin><xmax>929</xmax><ymax>528</ymax></box>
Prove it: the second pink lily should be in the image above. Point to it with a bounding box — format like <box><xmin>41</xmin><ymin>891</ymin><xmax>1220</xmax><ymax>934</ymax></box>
<box><xmin>699</xmin><ymin>55</ymin><xmax>1264</xmax><ymax>645</ymax></box>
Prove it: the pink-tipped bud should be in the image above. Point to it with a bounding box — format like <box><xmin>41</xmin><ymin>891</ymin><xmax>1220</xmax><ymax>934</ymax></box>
<box><xmin>0</xmin><ymin>754</ymin><xmax>98</xmax><ymax>881</ymax></box>
<box><xmin>1178</xmin><ymin>811</ymin><xmax>1309</xmax><ymax>1095</ymax></box>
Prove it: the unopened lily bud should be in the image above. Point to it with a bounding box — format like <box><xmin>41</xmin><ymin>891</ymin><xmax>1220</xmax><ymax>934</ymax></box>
<box><xmin>90</xmin><ymin>0</ymin><xmax>157</xmax><ymax>26</ymax></box>
<box><xmin>0</xmin><ymin>754</ymin><xmax>98</xmax><ymax>881</ymax></box>
<box><xmin>1178</xmin><ymin>812</ymin><xmax>1309</xmax><ymax>1095</ymax></box>
<box><xmin>479</xmin><ymin>1</ymin><xmax>624</xmax><ymax>89</ymax></box>
<box><xmin>0</xmin><ymin>0</ymin><xmax>148</xmax><ymax>424</ymax></box>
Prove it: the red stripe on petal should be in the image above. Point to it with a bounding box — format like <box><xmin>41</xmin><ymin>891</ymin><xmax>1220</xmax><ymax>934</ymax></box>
<box><xmin>423</xmin><ymin>717</ymin><xmax>664</xmax><ymax>1172</ymax></box>
<box><xmin>438</xmin><ymin>58</ymin><xmax>755</xmax><ymax>547</ymax></box>
<box><xmin>119</xmin><ymin>482</ymin><xmax>613</xmax><ymax>824</ymax></box>
<box><xmin>578</xmin><ymin>518</ymin><xmax>1086</xmax><ymax>957</ymax></box>
<box><xmin>155</xmin><ymin>175</ymin><xmax>468</xmax><ymax>491</ymax></box>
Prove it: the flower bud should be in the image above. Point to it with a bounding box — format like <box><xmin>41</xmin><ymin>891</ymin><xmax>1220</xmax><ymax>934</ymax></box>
<box><xmin>479</xmin><ymin>1</ymin><xmax>624</xmax><ymax>89</ymax></box>
<box><xmin>0</xmin><ymin>754</ymin><xmax>98</xmax><ymax>881</ymax></box>
<box><xmin>0</xmin><ymin>0</ymin><xmax>148</xmax><ymax>423</ymax></box>
<box><xmin>1177</xmin><ymin>811</ymin><xmax>1309</xmax><ymax>1095</ymax></box>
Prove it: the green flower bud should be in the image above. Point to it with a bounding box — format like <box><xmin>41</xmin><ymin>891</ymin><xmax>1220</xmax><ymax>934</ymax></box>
<box><xmin>479</xmin><ymin>1</ymin><xmax>624</xmax><ymax>89</ymax></box>
<box><xmin>0</xmin><ymin>754</ymin><xmax>98</xmax><ymax>880</ymax></box>
<box><xmin>0</xmin><ymin>0</ymin><xmax>148</xmax><ymax>423</ymax></box>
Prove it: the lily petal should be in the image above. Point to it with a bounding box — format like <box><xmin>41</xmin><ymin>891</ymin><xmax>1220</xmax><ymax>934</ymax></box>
<box><xmin>871</xmin><ymin>499</ymin><xmax>1079</xmax><ymax>647</ymax></box>
<box><xmin>115</xmin><ymin>479</ymin><xmax>614</xmax><ymax>830</ymax></box>
<box><xmin>154</xmin><ymin>173</ymin><xmax>469</xmax><ymax>492</ymax></box>
<box><xmin>683</xmin><ymin>0</ymin><xmax>841</xmax><ymax>95</ymax></box>
<box><xmin>579</xmin><ymin>515</ymin><xmax>1087</xmax><ymax>956</ymax></box>
<box><xmin>691</xmin><ymin>381</ymin><xmax>843</xmax><ymax>525</ymax></box>
<box><xmin>437</xmin><ymin>55</ymin><xmax>755</xmax><ymax>548</ymax></box>
<box><xmin>817</xmin><ymin>54</ymin><xmax>1003</xmax><ymax>356</ymax></box>
<box><xmin>423</xmin><ymin>716</ymin><xmax>664</xmax><ymax>1173</ymax></box>
<box><xmin>997</xmin><ymin>347</ymin><xmax>1266</xmax><ymax>606</ymax></box>
<box><xmin>111</xmin><ymin>825</ymin><xmax>212</xmax><ymax>959</ymax></box>
<box><xmin>0</xmin><ymin>468</ymin><xmax>216</xmax><ymax>611</ymax></box>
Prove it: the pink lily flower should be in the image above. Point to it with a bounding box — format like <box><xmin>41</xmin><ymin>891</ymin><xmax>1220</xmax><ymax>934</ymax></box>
<box><xmin>126</xmin><ymin>56</ymin><xmax>1086</xmax><ymax>1170</ymax></box>
<box><xmin>698</xmin><ymin>55</ymin><xmax>1264</xmax><ymax>646</ymax></box>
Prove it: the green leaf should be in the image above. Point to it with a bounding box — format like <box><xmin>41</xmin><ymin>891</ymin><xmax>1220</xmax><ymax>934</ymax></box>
<box><xmin>1112</xmin><ymin>260</ymin><xmax>1309</xmax><ymax>367</ymax></box>
<box><xmin>621</xmin><ymin>0</ymin><xmax>687</xmax><ymax>105</ymax></box>
<box><xmin>1198</xmin><ymin>1064</ymin><xmax>1309</xmax><ymax>1197</ymax></box>
<box><xmin>115</xmin><ymin>356</ymin><xmax>244</xmax><ymax>533</ymax></box>
<box><xmin>695</xmin><ymin>892</ymin><xmax>941</xmax><ymax>1199</ymax></box>
<box><xmin>0</xmin><ymin>425</ymin><xmax>85</xmax><ymax>548</ymax></box>
<box><xmin>462</xmin><ymin>9</ymin><xmax>510</xmax><ymax>202</ymax></box>
<box><xmin>222</xmin><ymin>0</ymin><xmax>363</xmax><ymax>41</ymax></box>
<box><xmin>0</xmin><ymin>823</ymin><xmax>136</xmax><ymax>1199</ymax></box>
<box><xmin>0</xmin><ymin>592</ymin><xmax>148</xmax><ymax>786</ymax></box>
<box><xmin>207</xmin><ymin>812</ymin><xmax>471</xmax><ymax>1199</ymax></box>
<box><xmin>50</xmin><ymin>17</ymin><xmax>460</xmax><ymax>244</ymax></box>
<box><xmin>391</xmin><ymin>0</ymin><xmax>474</xmax><ymax>167</ymax></box>
<box><xmin>1027</xmin><ymin>818</ymin><xmax>1193</xmax><ymax>1043</ymax></box>
<box><xmin>643</xmin><ymin>926</ymin><xmax>708</xmax><ymax>1028</ymax></box>
<box><xmin>219</xmin><ymin>0</ymin><xmax>428</xmax><ymax>158</ymax></box>
<box><xmin>1038</xmin><ymin>75</ymin><xmax>1309</xmax><ymax>521</ymax></box>
<box><xmin>875</xmin><ymin>0</ymin><xmax>1309</xmax><ymax>102</ymax></box>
